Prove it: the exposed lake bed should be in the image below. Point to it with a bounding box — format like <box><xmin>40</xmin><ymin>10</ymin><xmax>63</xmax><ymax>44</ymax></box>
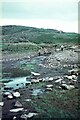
<box><xmin>0</xmin><ymin>45</ymin><xmax>80</xmax><ymax>119</ymax></box>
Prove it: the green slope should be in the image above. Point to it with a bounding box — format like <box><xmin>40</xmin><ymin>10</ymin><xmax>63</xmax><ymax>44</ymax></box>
<box><xmin>1</xmin><ymin>25</ymin><xmax>79</xmax><ymax>44</ymax></box>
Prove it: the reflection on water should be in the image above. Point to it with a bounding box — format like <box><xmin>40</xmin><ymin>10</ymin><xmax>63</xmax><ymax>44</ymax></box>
<box><xmin>2</xmin><ymin>77</ymin><xmax>31</xmax><ymax>90</ymax></box>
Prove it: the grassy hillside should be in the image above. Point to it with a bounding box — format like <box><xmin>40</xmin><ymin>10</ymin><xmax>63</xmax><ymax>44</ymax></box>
<box><xmin>1</xmin><ymin>25</ymin><xmax>80</xmax><ymax>53</ymax></box>
<box><xmin>2</xmin><ymin>25</ymin><xmax>79</xmax><ymax>44</ymax></box>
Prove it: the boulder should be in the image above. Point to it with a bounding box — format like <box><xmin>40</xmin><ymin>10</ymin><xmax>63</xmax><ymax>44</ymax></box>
<box><xmin>31</xmin><ymin>72</ymin><xmax>40</xmax><ymax>76</ymax></box>
<box><xmin>27</xmin><ymin>113</ymin><xmax>38</xmax><ymax>118</ymax></box>
<box><xmin>20</xmin><ymin>113</ymin><xmax>38</xmax><ymax>119</ymax></box>
<box><xmin>14</xmin><ymin>101</ymin><xmax>22</xmax><ymax>107</ymax></box>
<box><xmin>65</xmin><ymin>75</ymin><xmax>73</xmax><ymax>80</ymax></box>
<box><xmin>7</xmin><ymin>94</ymin><xmax>13</xmax><ymax>99</ymax></box>
<box><xmin>10</xmin><ymin>108</ymin><xmax>24</xmax><ymax>112</ymax></box>
<box><xmin>68</xmin><ymin>69</ymin><xmax>79</xmax><ymax>75</ymax></box>
<box><xmin>65</xmin><ymin>75</ymin><xmax>77</xmax><ymax>80</ymax></box>
<box><xmin>13</xmin><ymin>92</ymin><xmax>20</xmax><ymax>98</ymax></box>
<box><xmin>31</xmin><ymin>79</ymin><xmax>39</xmax><ymax>84</ymax></box>
<box><xmin>72</xmin><ymin>75</ymin><xmax>77</xmax><ymax>79</ymax></box>
<box><xmin>39</xmin><ymin>78</ymin><xmax>43</xmax><ymax>82</ymax></box>
<box><xmin>20</xmin><ymin>114</ymin><xmax>27</xmax><ymax>120</ymax></box>
<box><xmin>0</xmin><ymin>102</ymin><xmax>4</xmax><ymax>107</ymax></box>
<box><xmin>48</xmin><ymin>77</ymin><xmax>54</xmax><ymax>81</ymax></box>
<box><xmin>61</xmin><ymin>84</ymin><xmax>75</xmax><ymax>90</ymax></box>
<box><xmin>45</xmin><ymin>88</ymin><xmax>52</xmax><ymax>91</ymax></box>
<box><xmin>13</xmin><ymin>116</ymin><xmax>17</xmax><ymax>120</ymax></box>
<box><xmin>46</xmin><ymin>84</ymin><xmax>53</xmax><ymax>88</ymax></box>
<box><xmin>55</xmin><ymin>78</ymin><xmax>63</xmax><ymax>83</ymax></box>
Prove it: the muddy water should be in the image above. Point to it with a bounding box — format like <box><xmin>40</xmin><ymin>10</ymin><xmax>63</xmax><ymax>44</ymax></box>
<box><xmin>1</xmin><ymin>55</ymin><xmax>47</xmax><ymax>90</ymax></box>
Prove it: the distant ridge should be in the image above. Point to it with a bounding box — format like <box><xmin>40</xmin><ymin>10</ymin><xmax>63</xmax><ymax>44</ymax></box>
<box><xmin>1</xmin><ymin>25</ymin><xmax>79</xmax><ymax>44</ymax></box>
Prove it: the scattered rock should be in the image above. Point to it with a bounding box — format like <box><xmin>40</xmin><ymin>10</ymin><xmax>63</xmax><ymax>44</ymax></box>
<box><xmin>65</xmin><ymin>75</ymin><xmax>77</xmax><ymax>80</ymax></box>
<box><xmin>31</xmin><ymin>72</ymin><xmax>40</xmax><ymax>76</ymax></box>
<box><xmin>0</xmin><ymin>102</ymin><xmax>4</xmax><ymax>107</ymax></box>
<box><xmin>13</xmin><ymin>116</ymin><xmax>17</xmax><ymax>120</ymax></box>
<box><xmin>46</xmin><ymin>84</ymin><xmax>53</xmax><ymax>88</ymax></box>
<box><xmin>13</xmin><ymin>92</ymin><xmax>20</xmax><ymax>98</ymax></box>
<box><xmin>55</xmin><ymin>78</ymin><xmax>63</xmax><ymax>83</ymax></box>
<box><xmin>14</xmin><ymin>101</ymin><xmax>22</xmax><ymax>107</ymax></box>
<box><xmin>61</xmin><ymin>84</ymin><xmax>75</xmax><ymax>90</ymax></box>
<box><xmin>48</xmin><ymin>77</ymin><xmax>54</xmax><ymax>81</ymax></box>
<box><xmin>42</xmin><ymin>77</ymin><xmax>49</xmax><ymax>82</ymax></box>
<box><xmin>31</xmin><ymin>79</ymin><xmax>39</xmax><ymax>84</ymax></box>
<box><xmin>27</xmin><ymin>113</ymin><xmax>38</xmax><ymax>118</ymax></box>
<box><xmin>45</xmin><ymin>88</ymin><xmax>53</xmax><ymax>91</ymax></box>
<box><xmin>65</xmin><ymin>75</ymin><xmax>73</xmax><ymax>80</ymax></box>
<box><xmin>20</xmin><ymin>113</ymin><xmax>38</xmax><ymax>119</ymax></box>
<box><xmin>10</xmin><ymin>108</ymin><xmax>24</xmax><ymax>112</ymax></box>
<box><xmin>39</xmin><ymin>78</ymin><xmax>43</xmax><ymax>82</ymax></box>
<box><xmin>7</xmin><ymin>94</ymin><xmax>13</xmax><ymax>99</ymax></box>
<box><xmin>68</xmin><ymin>69</ymin><xmax>79</xmax><ymax>75</ymax></box>
<box><xmin>20</xmin><ymin>114</ymin><xmax>27</xmax><ymax>120</ymax></box>
<box><xmin>61</xmin><ymin>81</ymin><xmax>66</xmax><ymax>84</ymax></box>
<box><xmin>27</xmin><ymin>56</ymin><xmax>30</xmax><ymax>59</ymax></box>
<box><xmin>72</xmin><ymin>75</ymin><xmax>77</xmax><ymax>79</ymax></box>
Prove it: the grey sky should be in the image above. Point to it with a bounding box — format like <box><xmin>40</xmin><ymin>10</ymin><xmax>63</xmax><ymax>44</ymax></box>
<box><xmin>0</xmin><ymin>0</ymin><xmax>79</xmax><ymax>32</ymax></box>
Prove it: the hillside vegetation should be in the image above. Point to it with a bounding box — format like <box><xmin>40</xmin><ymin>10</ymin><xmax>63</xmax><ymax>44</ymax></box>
<box><xmin>1</xmin><ymin>25</ymin><xmax>80</xmax><ymax>53</ymax></box>
<box><xmin>2</xmin><ymin>25</ymin><xmax>79</xmax><ymax>43</ymax></box>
